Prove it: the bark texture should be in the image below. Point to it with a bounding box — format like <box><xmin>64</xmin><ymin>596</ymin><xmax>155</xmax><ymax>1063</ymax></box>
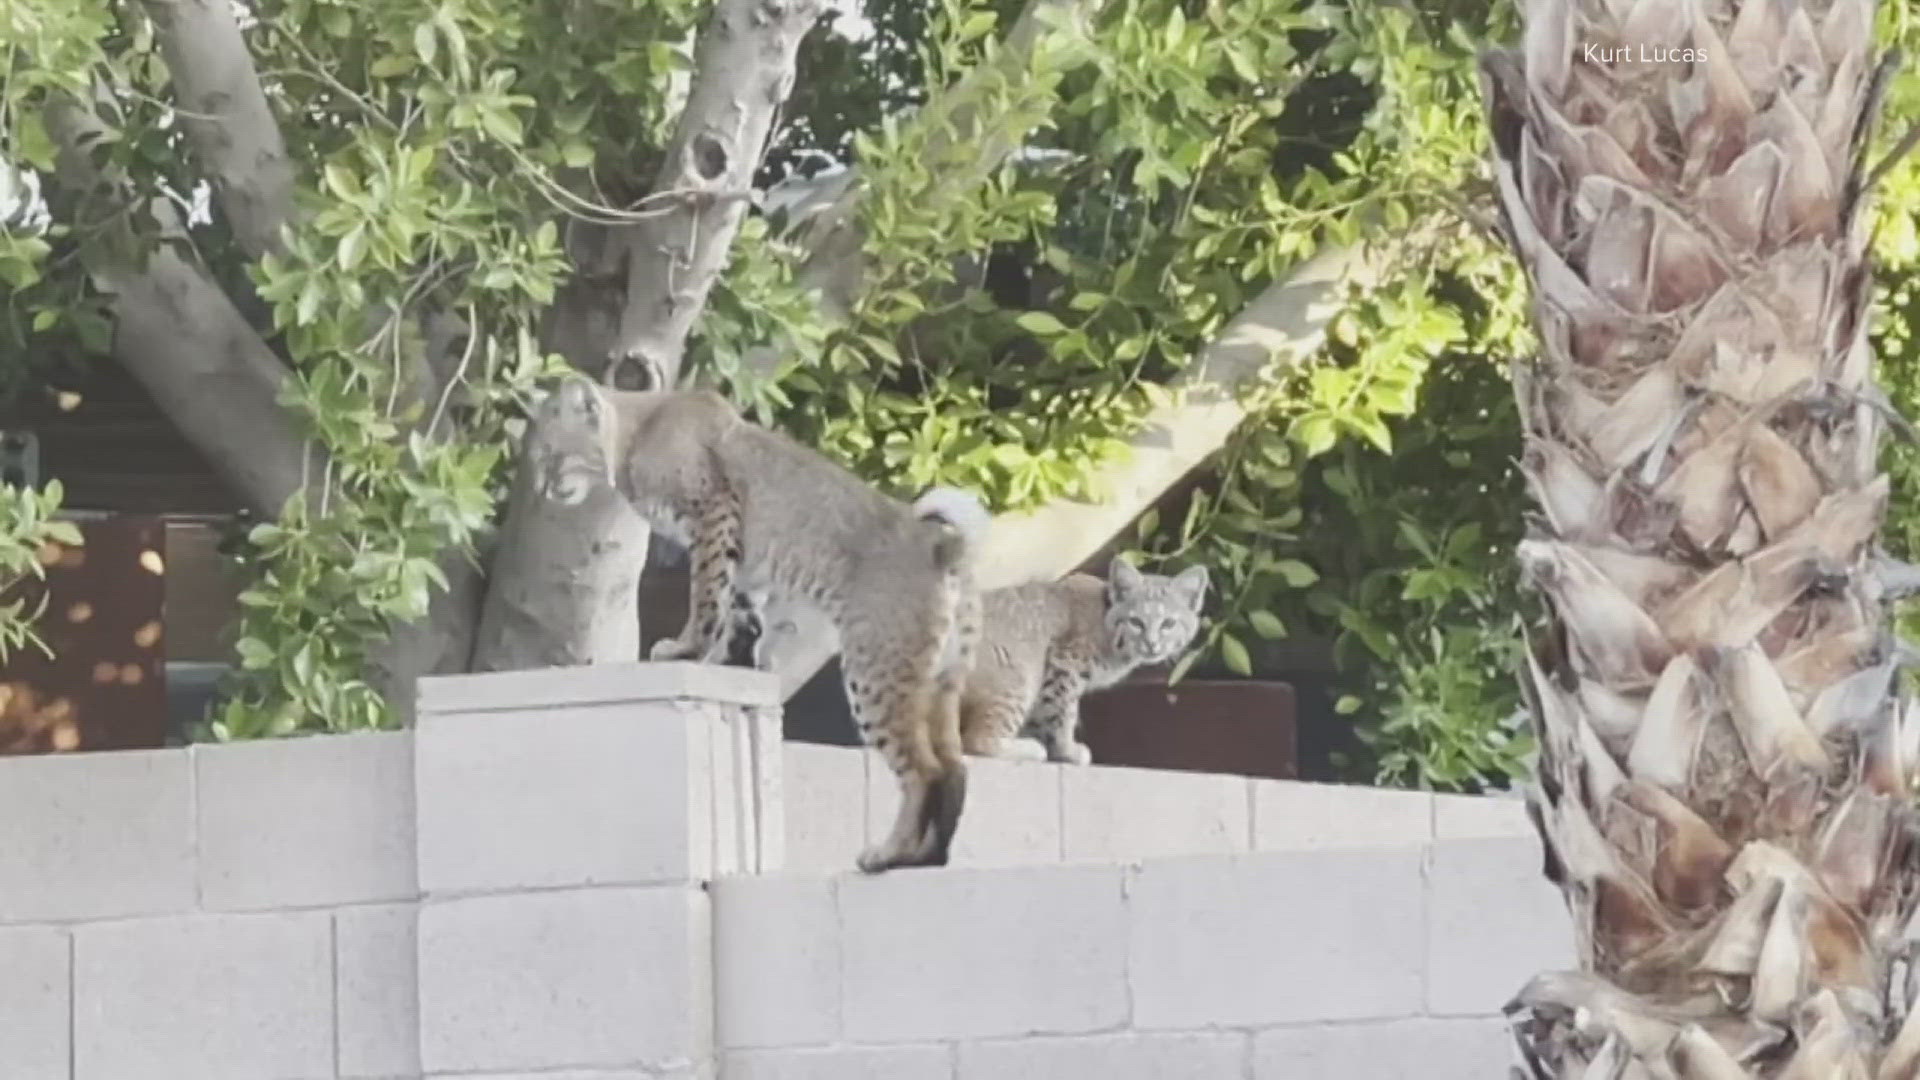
<box><xmin>1487</xmin><ymin>0</ymin><xmax>1920</xmax><ymax>1074</ymax></box>
<box><xmin>464</xmin><ymin>0</ymin><xmax>823</xmax><ymax>674</ymax></box>
<box><xmin>140</xmin><ymin>0</ymin><xmax>295</xmax><ymax>260</ymax></box>
<box><xmin>42</xmin><ymin>96</ymin><xmax>320</xmax><ymax>519</ymax></box>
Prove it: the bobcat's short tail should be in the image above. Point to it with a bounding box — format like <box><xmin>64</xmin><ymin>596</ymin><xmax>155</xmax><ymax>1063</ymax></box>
<box><xmin>912</xmin><ymin>486</ymin><xmax>991</xmax><ymax>572</ymax></box>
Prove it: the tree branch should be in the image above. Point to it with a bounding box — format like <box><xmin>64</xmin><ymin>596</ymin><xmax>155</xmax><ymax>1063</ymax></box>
<box><xmin>469</xmin><ymin>0</ymin><xmax>826</xmax><ymax>672</ymax></box>
<box><xmin>611</xmin><ymin>0</ymin><xmax>829</xmax><ymax>381</ymax></box>
<box><xmin>737</xmin><ymin>0</ymin><xmax>1102</xmax><ymax>380</ymax></box>
<box><xmin>759</xmin><ymin>231</ymin><xmax>1410</xmax><ymax>698</ymax></box>
<box><xmin>43</xmin><ymin>96</ymin><xmax>318</xmax><ymax>518</ymax></box>
<box><xmin>142</xmin><ymin>0</ymin><xmax>296</xmax><ymax>260</ymax></box>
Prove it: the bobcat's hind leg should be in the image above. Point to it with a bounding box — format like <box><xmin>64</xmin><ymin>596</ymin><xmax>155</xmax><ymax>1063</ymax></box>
<box><xmin>849</xmin><ymin>658</ymin><xmax>962</xmax><ymax>873</ymax></box>
<box><xmin>914</xmin><ymin>670</ymin><xmax>969</xmax><ymax>867</ymax></box>
<box><xmin>906</xmin><ymin>592</ymin><xmax>975</xmax><ymax>867</ymax></box>
<box><xmin>650</xmin><ymin>488</ymin><xmax>743</xmax><ymax>664</ymax></box>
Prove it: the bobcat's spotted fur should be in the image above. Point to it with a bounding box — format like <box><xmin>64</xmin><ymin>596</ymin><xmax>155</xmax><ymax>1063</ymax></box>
<box><xmin>961</xmin><ymin>558</ymin><xmax>1207</xmax><ymax>764</ymax></box>
<box><xmin>529</xmin><ymin>374</ymin><xmax>989</xmax><ymax>873</ymax></box>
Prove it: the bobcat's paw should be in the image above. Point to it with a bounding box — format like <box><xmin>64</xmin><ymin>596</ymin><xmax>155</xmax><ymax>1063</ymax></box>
<box><xmin>1054</xmin><ymin>741</ymin><xmax>1093</xmax><ymax>766</ymax></box>
<box><xmin>856</xmin><ymin>844</ymin><xmax>908</xmax><ymax>874</ymax></box>
<box><xmin>649</xmin><ymin>637</ymin><xmax>696</xmax><ymax>662</ymax></box>
<box><xmin>993</xmin><ymin>738</ymin><xmax>1049</xmax><ymax>762</ymax></box>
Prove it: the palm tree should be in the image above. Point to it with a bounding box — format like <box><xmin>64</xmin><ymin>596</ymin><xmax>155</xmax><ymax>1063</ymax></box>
<box><xmin>1483</xmin><ymin>0</ymin><xmax>1920</xmax><ymax>1074</ymax></box>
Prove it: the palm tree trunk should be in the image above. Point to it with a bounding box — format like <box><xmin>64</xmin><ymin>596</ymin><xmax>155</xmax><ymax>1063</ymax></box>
<box><xmin>1484</xmin><ymin>0</ymin><xmax>1920</xmax><ymax>1074</ymax></box>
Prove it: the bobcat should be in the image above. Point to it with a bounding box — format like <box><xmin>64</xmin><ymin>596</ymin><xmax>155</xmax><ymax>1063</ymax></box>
<box><xmin>961</xmin><ymin>557</ymin><xmax>1208</xmax><ymax>765</ymax></box>
<box><xmin>527</xmin><ymin>373</ymin><xmax>989</xmax><ymax>874</ymax></box>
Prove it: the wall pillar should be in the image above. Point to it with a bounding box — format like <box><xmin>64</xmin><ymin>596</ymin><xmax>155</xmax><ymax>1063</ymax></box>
<box><xmin>412</xmin><ymin>661</ymin><xmax>782</xmax><ymax>1078</ymax></box>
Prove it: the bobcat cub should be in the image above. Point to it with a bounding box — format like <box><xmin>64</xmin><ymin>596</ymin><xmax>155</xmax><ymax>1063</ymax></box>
<box><xmin>528</xmin><ymin>374</ymin><xmax>989</xmax><ymax>874</ymax></box>
<box><xmin>962</xmin><ymin>557</ymin><xmax>1208</xmax><ymax>765</ymax></box>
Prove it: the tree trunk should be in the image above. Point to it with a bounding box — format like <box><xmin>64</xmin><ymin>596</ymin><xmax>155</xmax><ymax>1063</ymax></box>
<box><xmin>463</xmin><ymin>0</ymin><xmax>822</xmax><ymax>673</ymax></box>
<box><xmin>1487</xmin><ymin>0</ymin><xmax>1920</xmax><ymax>1075</ymax></box>
<box><xmin>42</xmin><ymin>0</ymin><xmax>1413</xmax><ymax>728</ymax></box>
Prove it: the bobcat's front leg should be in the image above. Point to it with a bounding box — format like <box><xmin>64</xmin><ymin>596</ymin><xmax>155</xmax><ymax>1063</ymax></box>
<box><xmin>650</xmin><ymin>490</ymin><xmax>742</xmax><ymax>664</ymax></box>
<box><xmin>1030</xmin><ymin>668</ymin><xmax>1092</xmax><ymax>765</ymax></box>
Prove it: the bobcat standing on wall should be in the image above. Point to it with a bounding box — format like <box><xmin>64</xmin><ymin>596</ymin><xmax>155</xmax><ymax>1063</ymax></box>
<box><xmin>962</xmin><ymin>557</ymin><xmax>1208</xmax><ymax>765</ymax></box>
<box><xmin>528</xmin><ymin>373</ymin><xmax>990</xmax><ymax>874</ymax></box>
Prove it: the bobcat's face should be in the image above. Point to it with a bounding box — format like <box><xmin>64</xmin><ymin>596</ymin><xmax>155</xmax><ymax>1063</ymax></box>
<box><xmin>529</xmin><ymin>375</ymin><xmax>614</xmax><ymax>506</ymax></box>
<box><xmin>1104</xmin><ymin>559</ymin><xmax>1208</xmax><ymax>666</ymax></box>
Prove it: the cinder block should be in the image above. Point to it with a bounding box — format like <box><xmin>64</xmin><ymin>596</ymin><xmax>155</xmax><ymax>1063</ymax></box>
<box><xmin>417</xmin><ymin>660</ymin><xmax>779</xmax><ymax>715</ymax></box>
<box><xmin>1432</xmin><ymin>792</ymin><xmax>1534</xmax><ymax>839</ymax></box>
<box><xmin>418</xmin><ymin>887</ymin><xmax>709</xmax><ymax>1074</ymax></box>
<box><xmin>1252</xmin><ymin>780</ymin><xmax>1432</xmax><ymax>849</ymax></box>
<box><xmin>0</xmin><ymin>747</ymin><xmax>194</xmax><ymax>923</ymax></box>
<box><xmin>950</xmin><ymin>756</ymin><xmax>1063</xmax><ymax>866</ymax></box>
<box><xmin>336</xmin><ymin>904</ymin><xmax>420</xmax><ymax>1079</ymax></box>
<box><xmin>197</xmin><ymin>732</ymin><xmax>416</xmax><ymax>911</ymax></box>
<box><xmin>1129</xmin><ymin>850</ymin><xmax>1425</xmax><ymax>1029</ymax></box>
<box><xmin>726</xmin><ymin>1045</ymin><xmax>953</xmax><ymax>1080</ymax></box>
<box><xmin>839</xmin><ymin>864</ymin><xmax>1128</xmax><ymax>1042</ymax></box>
<box><xmin>1428</xmin><ymin>837</ymin><xmax>1573</xmax><ymax>1015</ymax></box>
<box><xmin>714</xmin><ymin>875</ymin><xmax>839</xmax><ymax>1049</ymax></box>
<box><xmin>438</xmin><ymin>1072</ymin><xmax>665</xmax><ymax>1079</ymax></box>
<box><xmin>0</xmin><ymin>925</ymin><xmax>69</xmax><ymax>1079</ymax></box>
<box><xmin>868</xmin><ymin>755</ymin><xmax>1063</xmax><ymax>868</ymax></box>
<box><xmin>1253</xmin><ymin>1017</ymin><xmax>1514</xmax><ymax>1079</ymax></box>
<box><xmin>958</xmin><ymin>1032</ymin><xmax>1248</xmax><ymax>1079</ymax></box>
<box><xmin>73</xmin><ymin>911</ymin><xmax>333</xmax><ymax>1080</ymax></box>
<box><xmin>415</xmin><ymin>702</ymin><xmax>708</xmax><ymax>893</ymax></box>
<box><xmin>1062</xmin><ymin>766</ymin><xmax>1250</xmax><ymax>862</ymax></box>
<box><xmin>784</xmin><ymin>743</ymin><xmax>866</xmax><ymax>873</ymax></box>
<box><xmin>707</xmin><ymin>704</ymin><xmax>784</xmax><ymax>876</ymax></box>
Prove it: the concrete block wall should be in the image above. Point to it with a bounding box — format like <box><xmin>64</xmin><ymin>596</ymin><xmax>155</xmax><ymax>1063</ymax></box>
<box><xmin>785</xmin><ymin>739</ymin><xmax>1538</xmax><ymax>873</ymax></box>
<box><xmin>728</xmin><ymin>771</ymin><xmax>1568</xmax><ymax>1079</ymax></box>
<box><xmin>0</xmin><ymin>662</ymin><xmax>780</xmax><ymax>1080</ymax></box>
<box><xmin>0</xmin><ymin>661</ymin><xmax>1566</xmax><ymax>1079</ymax></box>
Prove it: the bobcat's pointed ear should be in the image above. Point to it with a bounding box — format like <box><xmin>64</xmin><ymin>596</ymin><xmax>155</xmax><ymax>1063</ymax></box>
<box><xmin>1171</xmin><ymin>565</ymin><xmax>1209</xmax><ymax>610</ymax></box>
<box><xmin>1108</xmin><ymin>556</ymin><xmax>1143</xmax><ymax>601</ymax></box>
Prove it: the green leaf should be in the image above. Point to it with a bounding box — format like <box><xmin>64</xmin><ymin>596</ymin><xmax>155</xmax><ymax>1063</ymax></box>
<box><xmin>235</xmin><ymin>637</ymin><xmax>274</xmax><ymax>670</ymax></box>
<box><xmin>13</xmin><ymin>113</ymin><xmax>56</xmax><ymax>172</ymax></box>
<box><xmin>1247</xmin><ymin>610</ymin><xmax>1285</xmax><ymax>639</ymax></box>
<box><xmin>370</xmin><ymin>54</ymin><xmax>414</xmax><ymax>78</ymax></box>
<box><xmin>1167</xmin><ymin>650</ymin><xmax>1198</xmax><ymax>685</ymax></box>
<box><xmin>1219</xmin><ymin>632</ymin><xmax>1252</xmax><ymax>676</ymax></box>
<box><xmin>481</xmin><ymin>107</ymin><xmax>525</xmax><ymax>145</ymax></box>
<box><xmin>414</xmin><ymin>21</ymin><xmax>439</xmax><ymax>65</ymax></box>
<box><xmin>1274</xmin><ymin>559</ymin><xmax>1318</xmax><ymax>587</ymax></box>
<box><xmin>1015</xmin><ymin>311</ymin><xmax>1067</xmax><ymax>336</ymax></box>
<box><xmin>1293</xmin><ymin>414</ymin><xmax>1337</xmax><ymax>457</ymax></box>
<box><xmin>1334</xmin><ymin>695</ymin><xmax>1363</xmax><ymax>716</ymax></box>
<box><xmin>337</xmin><ymin>226</ymin><xmax>365</xmax><ymax>272</ymax></box>
<box><xmin>1134</xmin><ymin>507</ymin><xmax>1160</xmax><ymax>539</ymax></box>
<box><xmin>322</xmin><ymin>163</ymin><xmax>361</xmax><ymax>203</ymax></box>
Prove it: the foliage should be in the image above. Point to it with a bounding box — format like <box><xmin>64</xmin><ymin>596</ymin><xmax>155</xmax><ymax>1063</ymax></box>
<box><xmin>4</xmin><ymin>0</ymin><xmax>1542</xmax><ymax>759</ymax></box>
<box><xmin>28</xmin><ymin>0</ymin><xmax>1920</xmax><ymax>797</ymax></box>
<box><xmin>0</xmin><ymin>480</ymin><xmax>79</xmax><ymax>664</ymax></box>
<box><xmin>1293</xmin><ymin>348</ymin><xmax>1534</xmax><ymax>791</ymax></box>
<box><xmin>3</xmin><ymin>0</ymin><xmax>668</xmax><ymax>735</ymax></box>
